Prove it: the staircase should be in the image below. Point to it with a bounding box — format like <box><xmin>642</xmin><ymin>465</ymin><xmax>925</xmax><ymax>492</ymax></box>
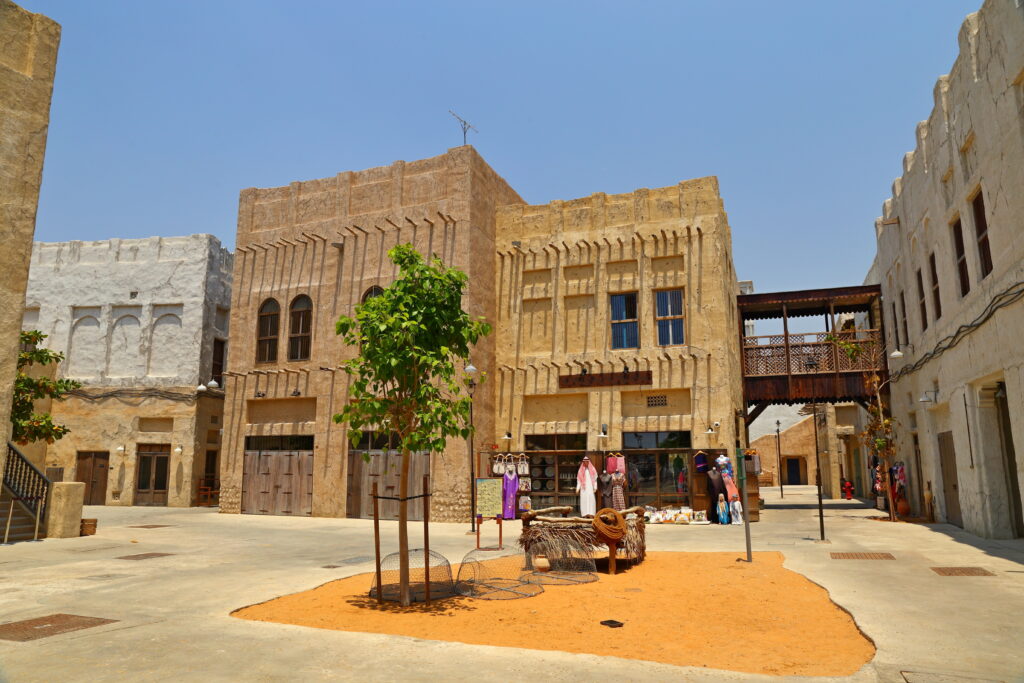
<box><xmin>2</xmin><ymin>442</ymin><xmax>50</xmax><ymax>544</ymax></box>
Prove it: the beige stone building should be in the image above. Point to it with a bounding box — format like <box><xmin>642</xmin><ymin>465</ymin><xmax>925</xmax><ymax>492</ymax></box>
<box><xmin>221</xmin><ymin>147</ymin><xmax>522</xmax><ymax>521</ymax></box>
<box><xmin>493</xmin><ymin>179</ymin><xmax>745</xmax><ymax>512</ymax></box>
<box><xmin>869</xmin><ymin>0</ymin><xmax>1024</xmax><ymax>538</ymax></box>
<box><xmin>222</xmin><ymin>147</ymin><xmax>748</xmax><ymax>522</ymax></box>
<box><xmin>0</xmin><ymin>1</ymin><xmax>60</xmax><ymax>464</ymax></box>
<box><xmin>24</xmin><ymin>235</ymin><xmax>233</xmax><ymax>508</ymax></box>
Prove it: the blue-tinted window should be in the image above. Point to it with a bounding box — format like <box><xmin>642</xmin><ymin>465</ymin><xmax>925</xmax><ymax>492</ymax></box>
<box><xmin>655</xmin><ymin>289</ymin><xmax>685</xmax><ymax>346</ymax></box>
<box><xmin>610</xmin><ymin>292</ymin><xmax>639</xmax><ymax>349</ymax></box>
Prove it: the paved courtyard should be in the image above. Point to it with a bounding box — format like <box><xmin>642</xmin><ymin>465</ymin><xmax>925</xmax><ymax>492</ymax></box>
<box><xmin>1</xmin><ymin>487</ymin><xmax>1023</xmax><ymax>682</ymax></box>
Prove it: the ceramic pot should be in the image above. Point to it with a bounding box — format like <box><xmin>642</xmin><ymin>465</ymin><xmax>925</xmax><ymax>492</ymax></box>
<box><xmin>534</xmin><ymin>554</ymin><xmax>551</xmax><ymax>572</ymax></box>
<box><xmin>896</xmin><ymin>497</ymin><xmax>911</xmax><ymax>517</ymax></box>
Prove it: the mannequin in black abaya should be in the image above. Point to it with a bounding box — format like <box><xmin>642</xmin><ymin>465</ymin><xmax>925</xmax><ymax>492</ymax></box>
<box><xmin>706</xmin><ymin>467</ymin><xmax>727</xmax><ymax>524</ymax></box>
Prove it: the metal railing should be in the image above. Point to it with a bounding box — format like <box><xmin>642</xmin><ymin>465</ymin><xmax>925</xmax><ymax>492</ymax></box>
<box><xmin>4</xmin><ymin>441</ymin><xmax>50</xmax><ymax>522</ymax></box>
<box><xmin>742</xmin><ymin>329</ymin><xmax>883</xmax><ymax>377</ymax></box>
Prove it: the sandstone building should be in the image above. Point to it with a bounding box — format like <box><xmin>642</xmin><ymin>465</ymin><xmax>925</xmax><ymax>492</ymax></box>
<box><xmin>0</xmin><ymin>1</ymin><xmax>60</xmax><ymax>470</ymax></box>
<box><xmin>869</xmin><ymin>0</ymin><xmax>1024</xmax><ymax>538</ymax></box>
<box><xmin>221</xmin><ymin>146</ymin><xmax>749</xmax><ymax>522</ymax></box>
<box><xmin>24</xmin><ymin>235</ymin><xmax>233</xmax><ymax>507</ymax></box>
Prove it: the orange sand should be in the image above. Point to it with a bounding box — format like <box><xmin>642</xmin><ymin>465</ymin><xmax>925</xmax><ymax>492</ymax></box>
<box><xmin>233</xmin><ymin>551</ymin><xmax>874</xmax><ymax>677</ymax></box>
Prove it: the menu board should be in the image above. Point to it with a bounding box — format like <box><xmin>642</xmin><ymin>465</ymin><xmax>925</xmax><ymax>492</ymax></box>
<box><xmin>475</xmin><ymin>478</ymin><xmax>503</xmax><ymax>518</ymax></box>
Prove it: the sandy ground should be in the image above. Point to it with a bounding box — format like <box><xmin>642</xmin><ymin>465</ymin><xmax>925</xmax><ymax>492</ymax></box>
<box><xmin>234</xmin><ymin>551</ymin><xmax>875</xmax><ymax>677</ymax></box>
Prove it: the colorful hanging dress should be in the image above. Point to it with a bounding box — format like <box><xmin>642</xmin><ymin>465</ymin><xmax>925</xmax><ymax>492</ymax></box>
<box><xmin>502</xmin><ymin>469</ymin><xmax>519</xmax><ymax>519</ymax></box>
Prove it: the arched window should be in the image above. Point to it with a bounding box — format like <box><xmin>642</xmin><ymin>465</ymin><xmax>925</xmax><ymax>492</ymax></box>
<box><xmin>362</xmin><ymin>286</ymin><xmax>384</xmax><ymax>303</ymax></box>
<box><xmin>257</xmin><ymin>298</ymin><xmax>280</xmax><ymax>363</ymax></box>
<box><xmin>288</xmin><ymin>295</ymin><xmax>313</xmax><ymax>361</ymax></box>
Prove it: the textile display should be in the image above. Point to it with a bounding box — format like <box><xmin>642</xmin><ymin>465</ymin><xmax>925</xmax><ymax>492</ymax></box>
<box><xmin>502</xmin><ymin>470</ymin><xmax>519</xmax><ymax>519</ymax></box>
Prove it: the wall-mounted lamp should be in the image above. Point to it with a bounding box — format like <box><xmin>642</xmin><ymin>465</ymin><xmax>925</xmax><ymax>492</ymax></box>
<box><xmin>255</xmin><ymin>391</ymin><xmax>266</xmax><ymax>398</ymax></box>
<box><xmin>115</xmin><ymin>445</ymin><xmax>125</xmax><ymax>453</ymax></box>
<box><xmin>919</xmin><ymin>390</ymin><xmax>939</xmax><ymax>403</ymax></box>
<box><xmin>291</xmin><ymin>389</ymin><xmax>301</xmax><ymax>397</ymax></box>
<box><xmin>207</xmin><ymin>379</ymin><xmax>219</xmax><ymax>389</ymax></box>
<box><xmin>890</xmin><ymin>343</ymin><xmax>914</xmax><ymax>359</ymax></box>
<box><xmin>501</xmin><ymin>432</ymin><xmax>512</xmax><ymax>440</ymax></box>
<box><xmin>196</xmin><ymin>384</ymin><xmax>207</xmax><ymax>392</ymax></box>
<box><xmin>174</xmin><ymin>446</ymin><xmax>183</xmax><ymax>454</ymax></box>
<box><xmin>597</xmin><ymin>424</ymin><xmax>608</xmax><ymax>438</ymax></box>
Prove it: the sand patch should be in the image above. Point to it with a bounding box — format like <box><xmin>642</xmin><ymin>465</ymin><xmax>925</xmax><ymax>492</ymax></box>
<box><xmin>234</xmin><ymin>551</ymin><xmax>874</xmax><ymax>677</ymax></box>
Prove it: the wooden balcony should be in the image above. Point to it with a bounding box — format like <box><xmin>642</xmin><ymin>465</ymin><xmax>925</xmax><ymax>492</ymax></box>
<box><xmin>738</xmin><ymin>285</ymin><xmax>888</xmax><ymax>418</ymax></box>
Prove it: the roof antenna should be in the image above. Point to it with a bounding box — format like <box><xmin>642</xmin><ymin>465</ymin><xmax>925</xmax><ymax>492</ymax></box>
<box><xmin>449</xmin><ymin>110</ymin><xmax>478</xmax><ymax>146</ymax></box>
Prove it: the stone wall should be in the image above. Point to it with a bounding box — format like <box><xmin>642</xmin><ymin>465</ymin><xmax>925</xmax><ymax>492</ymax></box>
<box><xmin>868</xmin><ymin>0</ymin><xmax>1024</xmax><ymax>538</ymax></box>
<box><xmin>24</xmin><ymin>234</ymin><xmax>233</xmax><ymax>387</ymax></box>
<box><xmin>0</xmin><ymin>1</ymin><xmax>59</xmax><ymax>473</ymax></box>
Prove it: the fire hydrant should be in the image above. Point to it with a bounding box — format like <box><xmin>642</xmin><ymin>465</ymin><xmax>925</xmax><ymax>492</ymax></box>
<box><xmin>842</xmin><ymin>479</ymin><xmax>854</xmax><ymax>500</ymax></box>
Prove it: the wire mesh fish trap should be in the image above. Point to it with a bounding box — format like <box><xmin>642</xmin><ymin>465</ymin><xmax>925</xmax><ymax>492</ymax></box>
<box><xmin>369</xmin><ymin>549</ymin><xmax>456</xmax><ymax>603</ymax></box>
<box><xmin>455</xmin><ymin>548</ymin><xmax>544</xmax><ymax>600</ymax></box>
<box><xmin>525</xmin><ymin>539</ymin><xmax>598</xmax><ymax>585</ymax></box>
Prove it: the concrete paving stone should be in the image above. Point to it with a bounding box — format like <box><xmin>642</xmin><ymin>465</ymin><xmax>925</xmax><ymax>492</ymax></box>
<box><xmin>0</xmin><ymin>486</ymin><xmax>1021</xmax><ymax>682</ymax></box>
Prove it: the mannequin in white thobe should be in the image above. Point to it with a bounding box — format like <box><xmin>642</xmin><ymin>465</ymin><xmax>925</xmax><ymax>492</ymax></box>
<box><xmin>576</xmin><ymin>456</ymin><xmax>598</xmax><ymax>516</ymax></box>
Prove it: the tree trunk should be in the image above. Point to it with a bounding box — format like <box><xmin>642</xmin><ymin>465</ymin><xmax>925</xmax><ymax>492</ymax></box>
<box><xmin>398</xmin><ymin>446</ymin><xmax>412</xmax><ymax>606</ymax></box>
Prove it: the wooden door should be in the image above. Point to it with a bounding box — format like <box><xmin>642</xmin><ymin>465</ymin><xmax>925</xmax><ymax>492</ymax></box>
<box><xmin>75</xmin><ymin>451</ymin><xmax>109</xmax><ymax>505</ymax></box>
<box><xmin>937</xmin><ymin>431</ymin><xmax>963</xmax><ymax>528</ymax></box>
<box><xmin>347</xmin><ymin>450</ymin><xmax>427</xmax><ymax>521</ymax></box>
<box><xmin>241</xmin><ymin>450</ymin><xmax>313</xmax><ymax>516</ymax></box>
<box><xmin>135</xmin><ymin>444</ymin><xmax>170</xmax><ymax>506</ymax></box>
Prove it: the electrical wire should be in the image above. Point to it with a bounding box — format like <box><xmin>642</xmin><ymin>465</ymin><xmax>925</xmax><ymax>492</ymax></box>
<box><xmin>68</xmin><ymin>387</ymin><xmax>205</xmax><ymax>405</ymax></box>
<box><xmin>892</xmin><ymin>280</ymin><xmax>1024</xmax><ymax>382</ymax></box>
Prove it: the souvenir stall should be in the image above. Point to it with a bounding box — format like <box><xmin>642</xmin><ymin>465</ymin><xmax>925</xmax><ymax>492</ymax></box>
<box><xmin>483</xmin><ymin>447</ymin><xmax>759</xmax><ymax>525</ymax></box>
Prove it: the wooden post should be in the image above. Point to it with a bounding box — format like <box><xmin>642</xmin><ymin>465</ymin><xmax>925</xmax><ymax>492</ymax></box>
<box><xmin>372</xmin><ymin>482</ymin><xmax>383</xmax><ymax>604</ymax></box>
<box><xmin>497</xmin><ymin>516</ymin><xmax>503</xmax><ymax>550</ymax></box>
<box><xmin>32</xmin><ymin>496</ymin><xmax>41</xmax><ymax>541</ymax></box>
<box><xmin>608</xmin><ymin>541</ymin><xmax>618</xmax><ymax>575</ymax></box>
<box><xmin>423</xmin><ymin>474</ymin><xmax>430</xmax><ymax>605</ymax></box>
<box><xmin>782</xmin><ymin>304</ymin><xmax>792</xmax><ymax>395</ymax></box>
<box><xmin>3</xmin><ymin>499</ymin><xmax>14</xmax><ymax>545</ymax></box>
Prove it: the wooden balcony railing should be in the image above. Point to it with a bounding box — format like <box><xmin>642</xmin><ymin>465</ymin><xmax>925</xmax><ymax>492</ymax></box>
<box><xmin>742</xmin><ymin>329</ymin><xmax>882</xmax><ymax>377</ymax></box>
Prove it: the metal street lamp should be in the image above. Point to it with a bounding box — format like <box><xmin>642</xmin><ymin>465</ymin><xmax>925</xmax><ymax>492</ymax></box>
<box><xmin>775</xmin><ymin>419</ymin><xmax>784</xmax><ymax>499</ymax></box>
<box><xmin>465</xmin><ymin>363</ymin><xmax>478</xmax><ymax>534</ymax></box>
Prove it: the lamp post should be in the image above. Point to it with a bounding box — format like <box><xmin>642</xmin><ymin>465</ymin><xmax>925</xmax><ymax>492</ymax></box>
<box><xmin>810</xmin><ymin>402</ymin><xmax>825</xmax><ymax>541</ymax></box>
<box><xmin>775</xmin><ymin>419</ymin><xmax>784</xmax><ymax>499</ymax></box>
<box><xmin>465</xmin><ymin>363</ymin><xmax>478</xmax><ymax>533</ymax></box>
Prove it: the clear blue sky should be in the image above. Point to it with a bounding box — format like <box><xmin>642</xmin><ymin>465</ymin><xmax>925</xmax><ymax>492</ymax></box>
<box><xmin>24</xmin><ymin>0</ymin><xmax>980</xmax><ymax>294</ymax></box>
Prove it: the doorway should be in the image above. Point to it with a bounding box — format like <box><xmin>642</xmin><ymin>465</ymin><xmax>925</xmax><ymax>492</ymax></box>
<box><xmin>937</xmin><ymin>431</ymin><xmax>963</xmax><ymax>527</ymax></box>
<box><xmin>995</xmin><ymin>383</ymin><xmax>1023</xmax><ymax>537</ymax></box>
<box><xmin>75</xmin><ymin>451</ymin><xmax>109</xmax><ymax>505</ymax></box>
<box><xmin>135</xmin><ymin>443</ymin><xmax>170</xmax><ymax>506</ymax></box>
<box><xmin>785</xmin><ymin>457</ymin><xmax>804</xmax><ymax>485</ymax></box>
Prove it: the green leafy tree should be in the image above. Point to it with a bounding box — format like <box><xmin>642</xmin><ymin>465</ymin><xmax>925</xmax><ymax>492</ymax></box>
<box><xmin>334</xmin><ymin>244</ymin><xmax>490</xmax><ymax>606</ymax></box>
<box><xmin>12</xmin><ymin>330</ymin><xmax>81</xmax><ymax>445</ymax></box>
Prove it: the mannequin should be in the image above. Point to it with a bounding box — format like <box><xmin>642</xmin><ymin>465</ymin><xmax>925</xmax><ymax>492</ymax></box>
<box><xmin>598</xmin><ymin>462</ymin><xmax>614</xmax><ymax>510</ymax></box>
<box><xmin>576</xmin><ymin>456</ymin><xmax>598</xmax><ymax>517</ymax></box>
<box><xmin>609</xmin><ymin>469</ymin><xmax>627</xmax><ymax>511</ymax></box>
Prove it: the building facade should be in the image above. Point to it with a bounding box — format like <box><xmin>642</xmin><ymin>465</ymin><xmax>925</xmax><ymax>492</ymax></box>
<box><xmin>23</xmin><ymin>234</ymin><xmax>233</xmax><ymax>507</ymax></box>
<box><xmin>492</xmin><ymin>179</ymin><xmax>745</xmax><ymax>512</ymax></box>
<box><xmin>870</xmin><ymin>0</ymin><xmax>1024</xmax><ymax>538</ymax></box>
<box><xmin>220</xmin><ymin>147</ymin><xmax>523</xmax><ymax>521</ymax></box>
<box><xmin>221</xmin><ymin>146</ymin><xmax>748</xmax><ymax>522</ymax></box>
<box><xmin>0</xmin><ymin>1</ymin><xmax>60</xmax><ymax>472</ymax></box>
